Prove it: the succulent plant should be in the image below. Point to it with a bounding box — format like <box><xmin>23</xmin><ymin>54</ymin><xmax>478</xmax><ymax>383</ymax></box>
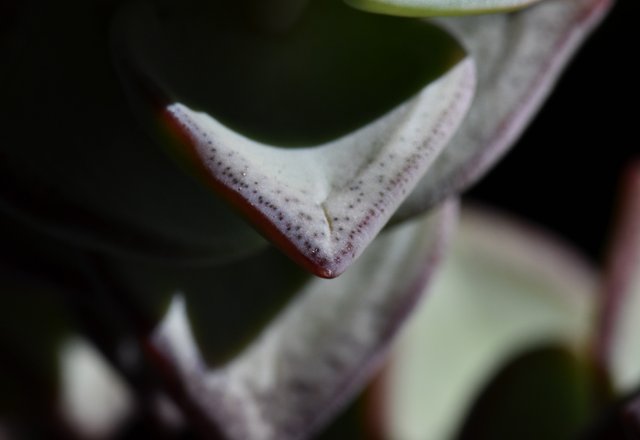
<box><xmin>2</xmin><ymin>0</ymin><xmax>635</xmax><ymax>439</ymax></box>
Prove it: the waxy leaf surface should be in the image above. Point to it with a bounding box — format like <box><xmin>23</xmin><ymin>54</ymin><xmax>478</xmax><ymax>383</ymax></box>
<box><xmin>379</xmin><ymin>206</ymin><xmax>597</xmax><ymax>440</ymax></box>
<box><xmin>396</xmin><ymin>0</ymin><xmax>613</xmax><ymax>221</ymax></box>
<box><xmin>113</xmin><ymin>0</ymin><xmax>474</xmax><ymax>277</ymax></box>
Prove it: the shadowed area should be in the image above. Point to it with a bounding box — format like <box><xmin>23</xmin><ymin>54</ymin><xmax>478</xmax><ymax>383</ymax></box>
<box><xmin>115</xmin><ymin>0</ymin><xmax>464</xmax><ymax>146</ymax></box>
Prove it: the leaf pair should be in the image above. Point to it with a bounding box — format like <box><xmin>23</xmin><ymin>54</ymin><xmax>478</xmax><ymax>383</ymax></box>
<box><xmin>0</xmin><ymin>0</ymin><xmax>611</xmax><ymax>278</ymax></box>
<box><xmin>110</xmin><ymin>0</ymin><xmax>611</xmax><ymax>277</ymax></box>
<box><xmin>374</xmin><ymin>163</ymin><xmax>640</xmax><ymax>439</ymax></box>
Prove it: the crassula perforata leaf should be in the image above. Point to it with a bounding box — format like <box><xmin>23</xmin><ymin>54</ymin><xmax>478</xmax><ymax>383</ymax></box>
<box><xmin>376</xmin><ymin>206</ymin><xmax>597</xmax><ymax>440</ymax></box>
<box><xmin>344</xmin><ymin>0</ymin><xmax>542</xmax><ymax>17</ymax></box>
<box><xmin>0</xmin><ymin>0</ymin><xmax>266</xmax><ymax>265</ymax></box>
<box><xmin>139</xmin><ymin>202</ymin><xmax>456</xmax><ymax>440</ymax></box>
<box><xmin>112</xmin><ymin>0</ymin><xmax>474</xmax><ymax>277</ymax></box>
<box><xmin>395</xmin><ymin>0</ymin><xmax>613</xmax><ymax>220</ymax></box>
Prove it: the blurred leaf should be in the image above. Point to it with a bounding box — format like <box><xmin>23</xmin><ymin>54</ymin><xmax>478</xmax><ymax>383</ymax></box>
<box><xmin>113</xmin><ymin>0</ymin><xmax>473</xmax><ymax>277</ymax></box>
<box><xmin>345</xmin><ymin>0</ymin><xmax>541</xmax><ymax>17</ymax></box>
<box><xmin>0</xmin><ymin>0</ymin><xmax>266</xmax><ymax>265</ymax></box>
<box><xmin>58</xmin><ymin>337</ymin><xmax>135</xmax><ymax>439</ymax></box>
<box><xmin>0</xmin><ymin>217</ymin><xmax>79</xmax><ymax>398</ymax></box>
<box><xmin>0</xmin><ymin>280</ymin><xmax>69</xmax><ymax>415</ymax></box>
<box><xmin>456</xmin><ymin>345</ymin><xmax>595</xmax><ymax>440</ymax></box>
<box><xmin>395</xmin><ymin>0</ymin><xmax>613</xmax><ymax>221</ymax></box>
<box><xmin>377</xmin><ymin>205</ymin><xmax>597</xmax><ymax>440</ymax></box>
<box><xmin>103</xmin><ymin>246</ymin><xmax>309</xmax><ymax>365</ymax></box>
<box><xmin>144</xmin><ymin>201</ymin><xmax>457</xmax><ymax>440</ymax></box>
<box><xmin>0</xmin><ymin>215</ymin><xmax>135</xmax><ymax>437</ymax></box>
<box><xmin>0</xmin><ymin>213</ymin><xmax>197</xmax><ymax>439</ymax></box>
<box><xmin>597</xmin><ymin>161</ymin><xmax>640</xmax><ymax>393</ymax></box>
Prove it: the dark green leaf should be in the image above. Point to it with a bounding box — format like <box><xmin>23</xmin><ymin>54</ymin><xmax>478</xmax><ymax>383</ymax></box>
<box><xmin>0</xmin><ymin>1</ymin><xmax>266</xmax><ymax>264</ymax></box>
<box><xmin>456</xmin><ymin>345</ymin><xmax>596</xmax><ymax>440</ymax></box>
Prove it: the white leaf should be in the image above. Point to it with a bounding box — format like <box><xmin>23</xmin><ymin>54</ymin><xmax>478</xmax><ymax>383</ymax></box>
<box><xmin>162</xmin><ymin>62</ymin><xmax>472</xmax><ymax>278</ymax></box>
<box><xmin>150</xmin><ymin>201</ymin><xmax>458</xmax><ymax>440</ymax></box>
<box><xmin>59</xmin><ymin>337</ymin><xmax>134</xmax><ymax>439</ymax></box>
<box><xmin>395</xmin><ymin>0</ymin><xmax>613</xmax><ymax>220</ymax></box>
<box><xmin>112</xmin><ymin>0</ymin><xmax>475</xmax><ymax>277</ymax></box>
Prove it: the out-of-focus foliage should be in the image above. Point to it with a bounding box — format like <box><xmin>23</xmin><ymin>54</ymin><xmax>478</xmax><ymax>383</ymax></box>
<box><xmin>0</xmin><ymin>0</ymin><xmax>626</xmax><ymax>439</ymax></box>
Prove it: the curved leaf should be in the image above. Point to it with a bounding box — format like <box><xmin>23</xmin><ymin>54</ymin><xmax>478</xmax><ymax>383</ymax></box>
<box><xmin>597</xmin><ymin>162</ymin><xmax>640</xmax><ymax>393</ymax></box>
<box><xmin>345</xmin><ymin>0</ymin><xmax>541</xmax><ymax>17</ymax></box>
<box><xmin>378</xmin><ymin>205</ymin><xmax>597</xmax><ymax>440</ymax></box>
<box><xmin>0</xmin><ymin>0</ymin><xmax>266</xmax><ymax>264</ymax></box>
<box><xmin>395</xmin><ymin>0</ymin><xmax>613</xmax><ymax>221</ymax></box>
<box><xmin>112</xmin><ymin>0</ymin><xmax>474</xmax><ymax>277</ymax></box>
<box><xmin>112</xmin><ymin>0</ymin><xmax>467</xmax><ymax>146</ymax></box>
<box><xmin>145</xmin><ymin>201</ymin><xmax>457</xmax><ymax>440</ymax></box>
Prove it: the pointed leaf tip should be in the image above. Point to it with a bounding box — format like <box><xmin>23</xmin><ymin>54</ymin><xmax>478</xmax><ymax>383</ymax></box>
<box><xmin>161</xmin><ymin>63</ymin><xmax>472</xmax><ymax>279</ymax></box>
<box><xmin>113</xmin><ymin>0</ymin><xmax>474</xmax><ymax>277</ymax></box>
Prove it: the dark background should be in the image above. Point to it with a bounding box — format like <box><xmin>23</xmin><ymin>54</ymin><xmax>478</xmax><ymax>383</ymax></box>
<box><xmin>468</xmin><ymin>0</ymin><xmax>638</xmax><ymax>264</ymax></box>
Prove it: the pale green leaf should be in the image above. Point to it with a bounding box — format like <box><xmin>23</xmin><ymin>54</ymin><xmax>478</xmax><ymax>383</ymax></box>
<box><xmin>112</xmin><ymin>0</ymin><xmax>473</xmax><ymax>277</ymax></box>
<box><xmin>380</xmin><ymin>206</ymin><xmax>597</xmax><ymax>440</ymax></box>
